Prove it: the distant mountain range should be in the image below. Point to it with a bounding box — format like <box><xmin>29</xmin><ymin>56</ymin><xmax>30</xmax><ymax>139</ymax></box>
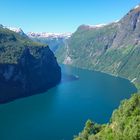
<box><xmin>27</xmin><ymin>32</ymin><xmax>71</xmax><ymax>39</ymax></box>
<box><xmin>27</xmin><ymin>32</ymin><xmax>71</xmax><ymax>52</ymax></box>
<box><xmin>56</xmin><ymin>4</ymin><xmax>140</xmax><ymax>90</ymax></box>
<box><xmin>2</xmin><ymin>4</ymin><xmax>140</xmax><ymax>90</ymax></box>
<box><xmin>0</xmin><ymin>24</ymin><xmax>71</xmax><ymax>53</ymax></box>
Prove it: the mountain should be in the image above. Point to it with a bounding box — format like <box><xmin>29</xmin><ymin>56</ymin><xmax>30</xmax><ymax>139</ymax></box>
<box><xmin>6</xmin><ymin>27</ymin><xmax>25</xmax><ymax>36</ymax></box>
<box><xmin>0</xmin><ymin>24</ymin><xmax>27</xmax><ymax>36</ymax></box>
<box><xmin>1</xmin><ymin>25</ymin><xmax>72</xmax><ymax>53</ymax></box>
<box><xmin>27</xmin><ymin>32</ymin><xmax>71</xmax><ymax>39</ymax></box>
<box><xmin>74</xmin><ymin>93</ymin><xmax>140</xmax><ymax>140</ymax></box>
<box><xmin>27</xmin><ymin>32</ymin><xmax>71</xmax><ymax>52</ymax></box>
<box><xmin>56</xmin><ymin>5</ymin><xmax>140</xmax><ymax>89</ymax></box>
<box><xmin>0</xmin><ymin>26</ymin><xmax>61</xmax><ymax>103</ymax></box>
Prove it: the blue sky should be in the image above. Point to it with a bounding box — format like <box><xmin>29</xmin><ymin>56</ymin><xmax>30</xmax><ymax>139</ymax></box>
<box><xmin>0</xmin><ymin>0</ymin><xmax>140</xmax><ymax>33</ymax></box>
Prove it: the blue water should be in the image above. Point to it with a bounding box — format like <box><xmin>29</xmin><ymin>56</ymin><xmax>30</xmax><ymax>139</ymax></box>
<box><xmin>0</xmin><ymin>65</ymin><xmax>137</xmax><ymax>140</ymax></box>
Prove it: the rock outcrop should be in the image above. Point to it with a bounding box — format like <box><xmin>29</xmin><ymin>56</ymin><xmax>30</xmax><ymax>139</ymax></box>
<box><xmin>0</xmin><ymin>27</ymin><xmax>61</xmax><ymax>103</ymax></box>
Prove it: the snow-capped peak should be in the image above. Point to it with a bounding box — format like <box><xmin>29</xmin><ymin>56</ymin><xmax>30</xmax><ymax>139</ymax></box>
<box><xmin>6</xmin><ymin>27</ymin><xmax>25</xmax><ymax>36</ymax></box>
<box><xmin>7</xmin><ymin>27</ymin><xmax>23</xmax><ymax>33</ymax></box>
<box><xmin>114</xmin><ymin>20</ymin><xmax>119</xmax><ymax>23</ymax></box>
<box><xmin>27</xmin><ymin>32</ymin><xmax>72</xmax><ymax>39</ymax></box>
<box><xmin>90</xmin><ymin>24</ymin><xmax>107</xmax><ymax>28</ymax></box>
<box><xmin>1</xmin><ymin>24</ymin><xmax>25</xmax><ymax>36</ymax></box>
<box><xmin>134</xmin><ymin>4</ymin><xmax>140</xmax><ymax>10</ymax></box>
<box><xmin>87</xmin><ymin>20</ymin><xmax>119</xmax><ymax>29</ymax></box>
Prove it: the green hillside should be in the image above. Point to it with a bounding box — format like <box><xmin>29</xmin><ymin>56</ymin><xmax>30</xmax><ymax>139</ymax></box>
<box><xmin>74</xmin><ymin>93</ymin><xmax>140</xmax><ymax>140</ymax></box>
<box><xmin>56</xmin><ymin>6</ymin><xmax>140</xmax><ymax>90</ymax></box>
<box><xmin>0</xmin><ymin>26</ymin><xmax>45</xmax><ymax>64</ymax></box>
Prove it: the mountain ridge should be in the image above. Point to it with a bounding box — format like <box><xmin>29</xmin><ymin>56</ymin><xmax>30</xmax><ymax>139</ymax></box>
<box><xmin>0</xmin><ymin>26</ymin><xmax>61</xmax><ymax>103</ymax></box>
<box><xmin>27</xmin><ymin>32</ymin><xmax>71</xmax><ymax>53</ymax></box>
<box><xmin>27</xmin><ymin>32</ymin><xmax>71</xmax><ymax>39</ymax></box>
<box><xmin>56</xmin><ymin>4</ymin><xmax>140</xmax><ymax>90</ymax></box>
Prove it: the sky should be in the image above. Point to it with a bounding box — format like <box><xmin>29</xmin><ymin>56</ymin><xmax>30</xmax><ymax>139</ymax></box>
<box><xmin>0</xmin><ymin>0</ymin><xmax>140</xmax><ymax>33</ymax></box>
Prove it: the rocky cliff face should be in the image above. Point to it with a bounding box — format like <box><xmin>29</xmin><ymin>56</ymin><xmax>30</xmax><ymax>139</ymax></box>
<box><xmin>56</xmin><ymin>5</ymin><xmax>140</xmax><ymax>87</ymax></box>
<box><xmin>0</xmin><ymin>27</ymin><xmax>61</xmax><ymax>103</ymax></box>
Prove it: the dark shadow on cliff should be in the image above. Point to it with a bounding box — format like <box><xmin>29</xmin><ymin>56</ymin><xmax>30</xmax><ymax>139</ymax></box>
<box><xmin>0</xmin><ymin>47</ymin><xmax>61</xmax><ymax>104</ymax></box>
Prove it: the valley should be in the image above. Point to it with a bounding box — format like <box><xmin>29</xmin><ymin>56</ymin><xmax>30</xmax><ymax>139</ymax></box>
<box><xmin>0</xmin><ymin>2</ymin><xmax>140</xmax><ymax>140</ymax></box>
<box><xmin>55</xmin><ymin>5</ymin><xmax>140</xmax><ymax>91</ymax></box>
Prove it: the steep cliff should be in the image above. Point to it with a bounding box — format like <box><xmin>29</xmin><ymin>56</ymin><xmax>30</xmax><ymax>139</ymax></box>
<box><xmin>0</xmin><ymin>26</ymin><xmax>61</xmax><ymax>103</ymax></box>
<box><xmin>56</xmin><ymin>5</ymin><xmax>140</xmax><ymax>88</ymax></box>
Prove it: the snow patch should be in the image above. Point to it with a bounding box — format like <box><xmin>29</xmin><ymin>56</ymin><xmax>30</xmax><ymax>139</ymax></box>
<box><xmin>27</xmin><ymin>32</ymin><xmax>72</xmax><ymax>39</ymax></box>
<box><xmin>1</xmin><ymin>24</ymin><xmax>25</xmax><ymax>35</ymax></box>
<box><xmin>88</xmin><ymin>21</ymin><xmax>118</xmax><ymax>29</ymax></box>
<box><xmin>114</xmin><ymin>20</ymin><xmax>119</xmax><ymax>23</ymax></box>
<box><xmin>134</xmin><ymin>5</ymin><xmax>140</xmax><ymax>9</ymax></box>
<box><xmin>7</xmin><ymin>27</ymin><xmax>23</xmax><ymax>33</ymax></box>
<box><xmin>88</xmin><ymin>24</ymin><xmax>107</xmax><ymax>29</ymax></box>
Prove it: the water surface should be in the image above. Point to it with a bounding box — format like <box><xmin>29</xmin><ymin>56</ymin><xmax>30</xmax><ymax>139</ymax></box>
<box><xmin>0</xmin><ymin>65</ymin><xmax>137</xmax><ymax>140</ymax></box>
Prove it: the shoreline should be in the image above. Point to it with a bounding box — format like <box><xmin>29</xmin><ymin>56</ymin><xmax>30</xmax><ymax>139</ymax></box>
<box><xmin>60</xmin><ymin>63</ymin><xmax>139</xmax><ymax>92</ymax></box>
